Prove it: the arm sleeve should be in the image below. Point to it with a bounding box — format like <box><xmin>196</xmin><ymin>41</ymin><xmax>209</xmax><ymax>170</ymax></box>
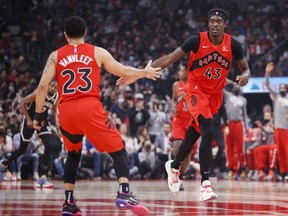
<box><xmin>180</xmin><ymin>35</ymin><xmax>200</xmax><ymax>53</ymax></box>
<box><xmin>231</xmin><ymin>38</ymin><xmax>245</xmax><ymax>61</ymax></box>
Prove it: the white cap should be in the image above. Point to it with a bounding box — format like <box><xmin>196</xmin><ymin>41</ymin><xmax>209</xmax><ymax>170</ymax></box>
<box><xmin>135</xmin><ymin>93</ymin><xmax>144</xmax><ymax>99</ymax></box>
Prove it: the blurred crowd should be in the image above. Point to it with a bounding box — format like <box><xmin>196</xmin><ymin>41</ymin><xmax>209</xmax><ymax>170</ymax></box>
<box><xmin>0</xmin><ymin>0</ymin><xmax>288</xmax><ymax>182</ymax></box>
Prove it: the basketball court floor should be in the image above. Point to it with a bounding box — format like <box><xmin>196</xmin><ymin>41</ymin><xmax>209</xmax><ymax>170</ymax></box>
<box><xmin>0</xmin><ymin>179</ymin><xmax>288</xmax><ymax>215</ymax></box>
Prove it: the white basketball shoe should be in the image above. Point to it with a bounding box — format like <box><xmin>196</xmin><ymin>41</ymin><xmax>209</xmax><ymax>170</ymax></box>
<box><xmin>165</xmin><ymin>160</ymin><xmax>180</xmax><ymax>193</ymax></box>
<box><xmin>199</xmin><ymin>180</ymin><xmax>218</xmax><ymax>201</ymax></box>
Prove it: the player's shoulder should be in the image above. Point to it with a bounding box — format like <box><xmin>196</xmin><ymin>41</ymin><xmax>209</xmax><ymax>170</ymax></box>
<box><xmin>95</xmin><ymin>46</ymin><xmax>110</xmax><ymax>57</ymax></box>
<box><xmin>231</xmin><ymin>36</ymin><xmax>242</xmax><ymax>47</ymax></box>
<box><xmin>48</xmin><ymin>50</ymin><xmax>58</xmax><ymax>62</ymax></box>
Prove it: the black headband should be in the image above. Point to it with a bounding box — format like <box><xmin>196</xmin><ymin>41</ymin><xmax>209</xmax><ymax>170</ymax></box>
<box><xmin>209</xmin><ymin>10</ymin><xmax>228</xmax><ymax>22</ymax></box>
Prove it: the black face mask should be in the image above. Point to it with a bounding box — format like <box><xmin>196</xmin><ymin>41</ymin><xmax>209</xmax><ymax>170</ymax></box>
<box><xmin>233</xmin><ymin>90</ymin><xmax>240</xmax><ymax>96</ymax></box>
<box><xmin>263</xmin><ymin>119</ymin><xmax>270</xmax><ymax>124</ymax></box>
<box><xmin>280</xmin><ymin>91</ymin><xmax>287</xmax><ymax>97</ymax></box>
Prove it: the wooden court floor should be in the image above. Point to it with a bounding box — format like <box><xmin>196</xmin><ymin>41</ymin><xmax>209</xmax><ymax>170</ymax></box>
<box><xmin>0</xmin><ymin>179</ymin><xmax>288</xmax><ymax>216</ymax></box>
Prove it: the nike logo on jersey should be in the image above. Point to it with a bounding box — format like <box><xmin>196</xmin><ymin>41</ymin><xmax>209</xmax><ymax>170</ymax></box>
<box><xmin>202</xmin><ymin>45</ymin><xmax>210</xmax><ymax>48</ymax></box>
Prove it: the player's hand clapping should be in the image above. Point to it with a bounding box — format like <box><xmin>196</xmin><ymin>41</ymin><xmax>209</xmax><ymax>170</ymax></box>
<box><xmin>144</xmin><ymin>60</ymin><xmax>162</xmax><ymax>81</ymax></box>
<box><xmin>116</xmin><ymin>60</ymin><xmax>162</xmax><ymax>86</ymax></box>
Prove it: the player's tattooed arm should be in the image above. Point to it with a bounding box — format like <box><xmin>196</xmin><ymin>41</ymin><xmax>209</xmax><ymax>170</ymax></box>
<box><xmin>34</xmin><ymin>51</ymin><xmax>57</xmax><ymax>118</ymax></box>
<box><xmin>43</xmin><ymin>51</ymin><xmax>57</xmax><ymax>75</ymax></box>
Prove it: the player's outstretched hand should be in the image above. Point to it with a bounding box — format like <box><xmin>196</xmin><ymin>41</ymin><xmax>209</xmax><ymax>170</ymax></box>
<box><xmin>116</xmin><ymin>60</ymin><xmax>162</xmax><ymax>86</ymax></box>
<box><xmin>116</xmin><ymin>77</ymin><xmax>138</xmax><ymax>87</ymax></box>
<box><xmin>236</xmin><ymin>74</ymin><xmax>249</xmax><ymax>86</ymax></box>
<box><xmin>145</xmin><ymin>60</ymin><xmax>162</xmax><ymax>81</ymax></box>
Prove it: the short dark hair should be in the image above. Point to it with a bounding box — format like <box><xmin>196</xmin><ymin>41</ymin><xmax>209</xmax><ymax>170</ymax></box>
<box><xmin>64</xmin><ymin>16</ymin><xmax>86</xmax><ymax>38</ymax></box>
<box><xmin>208</xmin><ymin>8</ymin><xmax>229</xmax><ymax>22</ymax></box>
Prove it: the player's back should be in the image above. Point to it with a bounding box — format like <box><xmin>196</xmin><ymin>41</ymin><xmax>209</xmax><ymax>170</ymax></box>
<box><xmin>56</xmin><ymin>43</ymin><xmax>101</xmax><ymax>103</ymax></box>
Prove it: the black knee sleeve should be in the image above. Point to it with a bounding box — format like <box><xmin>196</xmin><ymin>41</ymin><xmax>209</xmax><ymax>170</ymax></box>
<box><xmin>64</xmin><ymin>150</ymin><xmax>82</xmax><ymax>184</ymax></box>
<box><xmin>109</xmin><ymin>149</ymin><xmax>129</xmax><ymax>179</ymax></box>
<box><xmin>199</xmin><ymin>115</ymin><xmax>214</xmax><ymax>144</ymax></box>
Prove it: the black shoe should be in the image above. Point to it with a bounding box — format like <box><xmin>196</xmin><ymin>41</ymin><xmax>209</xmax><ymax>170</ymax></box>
<box><xmin>115</xmin><ymin>191</ymin><xmax>149</xmax><ymax>216</ymax></box>
<box><xmin>179</xmin><ymin>181</ymin><xmax>185</xmax><ymax>191</ymax></box>
<box><xmin>62</xmin><ymin>200</ymin><xmax>81</xmax><ymax>216</ymax></box>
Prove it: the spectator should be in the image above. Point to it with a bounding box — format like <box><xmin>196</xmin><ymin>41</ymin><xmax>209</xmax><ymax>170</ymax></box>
<box><xmin>154</xmin><ymin>122</ymin><xmax>172</xmax><ymax>154</ymax></box>
<box><xmin>81</xmin><ymin>137</ymin><xmax>101</xmax><ymax>179</ymax></box>
<box><xmin>0</xmin><ymin>125</ymin><xmax>17</xmax><ymax>181</ymax></box>
<box><xmin>109</xmin><ymin>95</ymin><xmax>128</xmax><ymax>122</ymax></box>
<box><xmin>147</xmin><ymin>98</ymin><xmax>170</xmax><ymax>143</ymax></box>
<box><xmin>127</xmin><ymin>93</ymin><xmax>150</xmax><ymax>137</ymax></box>
<box><xmin>138</xmin><ymin>139</ymin><xmax>156</xmax><ymax>179</ymax></box>
<box><xmin>13</xmin><ymin>132</ymin><xmax>40</xmax><ymax>180</ymax></box>
<box><xmin>119</xmin><ymin>123</ymin><xmax>138</xmax><ymax>155</ymax></box>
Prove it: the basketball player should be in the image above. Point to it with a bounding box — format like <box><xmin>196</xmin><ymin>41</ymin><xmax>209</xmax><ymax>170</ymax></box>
<box><xmin>1</xmin><ymin>80</ymin><xmax>58</xmax><ymax>188</ymax></box>
<box><xmin>117</xmin><ymin>8</ymin><xmax>251</xmax><ymax>201</ymax></box>
<box><xmin>33</xmin><ymin>16</ymin><xmax>161</xmax><ymax>216</ymax></box>
<box><xmin>171</xmin><ymin>63</ymin><xmax>195</xmax><ymax>190</ymax></box>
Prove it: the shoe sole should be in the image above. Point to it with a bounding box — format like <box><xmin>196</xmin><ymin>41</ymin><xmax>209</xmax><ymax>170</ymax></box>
<box><xmin>199</xmin><ymin>194</ymin><xmax>218</xmax><ymax>202</ymax></box>
<box><xmin>62</xmin><ymin>211</ymin><xmax>81</xmax><ymax>216</ymax></box>
<box><xmin>36</xmin><ymin>184</ymin><xmax>54</xmax><ymax>188</ymax></box>
<box><xmin>115</xmin><ymin>198</ymin><xmax>150</xmax><ymax>216</ymax></box>
<box><xmin>165</xmin><ymin>160</ymin><xmax>180</xmax><ymax>193</ymax></box>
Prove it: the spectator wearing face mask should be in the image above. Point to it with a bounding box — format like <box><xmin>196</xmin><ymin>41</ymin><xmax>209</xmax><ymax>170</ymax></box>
<box><xmin>265</xmin><ymin>62</ymin><xmax>288</xmax><ymax>181</ymax></box>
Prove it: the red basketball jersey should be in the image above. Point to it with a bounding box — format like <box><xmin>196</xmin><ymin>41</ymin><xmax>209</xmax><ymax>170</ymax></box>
<box><xmin>175</xmin><ymin>80</ymin><xmax>191</xmax><ymax>119</ymax></box>
<box><xmin>56</xmin><ymin>43</ymin><xmax>101</xmax><ymax>103</ymax></box>
<box><xmin>187</xmin><ymin>32</ymin><xmax>233</xmax><ymax>94</ymax></box>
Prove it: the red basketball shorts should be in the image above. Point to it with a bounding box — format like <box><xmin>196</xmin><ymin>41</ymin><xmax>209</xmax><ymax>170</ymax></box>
<box><xmin>186</xmin><ymin>88</ymin><xmax>223</xmax><ymax>132</ymax></box>
<box><xmin>172</xmin><ymin>115</ymin><xmax>191</xmax><ymax>140</ymax></box>
<box><xmin>58</xmin><ymin>97</ymin><xmax>124</xmax><ymax>153</ymax></box>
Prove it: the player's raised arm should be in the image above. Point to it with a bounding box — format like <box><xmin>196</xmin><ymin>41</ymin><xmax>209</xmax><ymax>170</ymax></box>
<box><xmin>264</xmin><ymin>62</ymin><xmax>277</xmax><ymax>101</ymax></box>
